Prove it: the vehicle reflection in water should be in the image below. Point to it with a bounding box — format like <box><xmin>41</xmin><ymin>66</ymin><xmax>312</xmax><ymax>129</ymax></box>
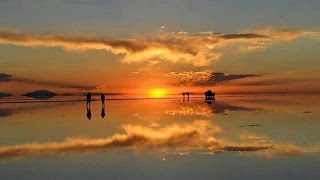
<box><xmin>166</xmin><ymin>99</ymin><xmax>259</xmax><ymax>117</ymax></box>
<box><xmin>205</xmin><ymin>100</ymin><xmax>259</xmax><ymax>114</ymax></box>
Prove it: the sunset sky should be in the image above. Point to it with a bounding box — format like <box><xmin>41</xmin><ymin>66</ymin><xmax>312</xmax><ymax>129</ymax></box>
<box><xmin>0</xmin><ymin>0</ymin><xmax>320</xmax><ymax>95</ymax></box>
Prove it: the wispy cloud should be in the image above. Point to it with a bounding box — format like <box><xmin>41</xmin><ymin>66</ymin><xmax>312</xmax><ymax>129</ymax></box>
<box><xmin>229</xmin><ymin>71</ymin><xmax>320</xmax><ymax>88</ymax></box>
<box><xmin>0</xmin><ymin>72</ymin><xmax>95</xmax><ymax>90</ymax></box>
<box><xmin>1</xmin><ymin>27</ymin><xmax>316</xmax><ymax>66</ymax></box>
<box><xmin>254</xmin><ymin>27</ymin><xmax>320</xmax><ymax>41</ymax></box>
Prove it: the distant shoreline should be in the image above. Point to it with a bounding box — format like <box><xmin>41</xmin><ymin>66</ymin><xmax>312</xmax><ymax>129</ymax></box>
<box><xmin>0</xmin><ymin>97</ymin><xmax>181</xmax><ymax>104</ymax></box>
<box><xmin>1</xmin><ymin>93</ymin><xmax>320</xmax><ymax>104</ymax></box>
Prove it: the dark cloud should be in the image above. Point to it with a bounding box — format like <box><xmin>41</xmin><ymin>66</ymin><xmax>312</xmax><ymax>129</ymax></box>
<box><xmin>205</xmin><ymin>72</ymin><xmax>258</xmax><ymax>85</ymax></box>
<box><xmin>205</xmin><ymin>72</ymin><xmax>257</xmax><ymax>85</ymax></box>
<box><xmin>36</xmin><ymin>81</ymin><xmax>96</xmax><ymax>91</ymax></box>
<box><xmin>171</xmin><ymin>71</ymin><xmax>259</xmax><ymax>86</ymax></box>
<box><xmin>0</xmin><ymin>73</ymin><xmax>13</xmax><ymax>82</ymax></box>
<box><xmin>0</xmin><ymin>92</ymin><xmax>12</xmax><ymax>98</ymax></box>
<box><xmin>221</xmin><ymin>33</ymin><xmax>269</xmax><ymax>39</ymax></box>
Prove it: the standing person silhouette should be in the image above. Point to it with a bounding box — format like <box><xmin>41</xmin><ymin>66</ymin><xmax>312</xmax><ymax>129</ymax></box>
<box><xmin>101</xmin><ymin>94</ymin><xmax>105</xmax><ymax>106</ymax></box>
<box><xmin>86</xmin><ymin>92</ymin><xmax>91</xmax><ymax>106</ymax></box>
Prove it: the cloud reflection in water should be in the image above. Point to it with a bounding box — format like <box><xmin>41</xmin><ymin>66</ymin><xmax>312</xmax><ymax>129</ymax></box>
<box><xmin>0</xmin><ymin>120</ymin><xmax>308</xmax><ymax>161</ymax></box>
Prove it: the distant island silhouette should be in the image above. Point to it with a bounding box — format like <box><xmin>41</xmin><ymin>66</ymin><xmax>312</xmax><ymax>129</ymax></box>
<box><xmin>23</xmin><ymin>90</ymin><xmax>57</xmax><ymax>100</ymax></box>
<box><xmin>0</xmin><ymin>92</ymin><xmax>12</xmax><ymax>98</ymax></box>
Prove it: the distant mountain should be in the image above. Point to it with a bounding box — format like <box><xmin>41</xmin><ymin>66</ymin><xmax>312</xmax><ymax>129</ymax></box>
<box><xmin>0</xmin><ymin>92</ymin><xmax>12</xmax><ymax>98</ymax></box>
<box><xmin>23</xmin><ymin>90</ymin><xmax>57</xmax><ymax>99</ymax></box>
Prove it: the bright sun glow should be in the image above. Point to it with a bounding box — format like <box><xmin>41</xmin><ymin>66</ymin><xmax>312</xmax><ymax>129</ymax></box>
<box><xmin>149</xmin><ymin>88</ymin><xmax>168</xmax><ymax>98</ymax></box>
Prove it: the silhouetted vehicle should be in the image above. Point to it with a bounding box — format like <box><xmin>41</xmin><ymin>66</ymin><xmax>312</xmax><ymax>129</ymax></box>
<box><xmin>205</xmin><ymin>90</ymin><xmax>215</xmax><ymax>100</ymax></box>
<box><xmin>86</xmin><ymin>92</ymin><xmax>91</xmax><ymax>106</ymax></box>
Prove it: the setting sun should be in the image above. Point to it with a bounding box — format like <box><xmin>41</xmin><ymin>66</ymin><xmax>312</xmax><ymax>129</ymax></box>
<box><xmin>149</xmin><ymin>88</ymin><xmax>168</xmax><ymax>98</ymax></box>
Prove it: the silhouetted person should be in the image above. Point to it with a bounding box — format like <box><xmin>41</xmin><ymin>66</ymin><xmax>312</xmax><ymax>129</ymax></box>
<box><xmin>86</xmin><ymin>92</ymin><xmax>91</xmax><ymax>106</ymax></box>
<box><xmin>101</xmin><ymin>94</ymin><xmax>105</xmax><ymax>105</ymax></box>
<box><xmin>86</xmin><ymin>105</ymin><xmax>92</xmax><ymax>120</ymax></box>
<box><xmin>182</xmin><ymin>92</ymin><xmax>190</xmax><ymax>102</ymax></box>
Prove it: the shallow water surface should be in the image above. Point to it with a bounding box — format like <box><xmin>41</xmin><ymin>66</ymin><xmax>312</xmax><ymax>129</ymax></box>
<box><xmin>0</xmin><ymin>95</ymin><xmax>319</xmax><ymax>180</ymax></box>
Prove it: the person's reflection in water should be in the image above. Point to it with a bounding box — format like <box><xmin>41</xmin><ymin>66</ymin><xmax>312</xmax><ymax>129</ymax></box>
<box><xmin>101</xmin><ymin>94</ymin><xmax>106</xmax><ymax>118</ymax></box>
<box><xmin>86</xmin><ymin>105</ymin><xmax>92</xmax><ymax>120</ymax></box>
<box><xmin>86</xmin><ymin>92</ymin><xmax>92</xmax><ymax>120</ymax></box>
<box><xmin>101</xmin><ymin>104</ymin><xmax>106</xmax><ymax>118</ymax></box>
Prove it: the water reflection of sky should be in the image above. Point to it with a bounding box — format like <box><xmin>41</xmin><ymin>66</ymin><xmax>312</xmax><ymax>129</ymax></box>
<box><xmin>0</xmin><ymin>95</ymin><xmax>320</xmax><ymax>179</ymax></box>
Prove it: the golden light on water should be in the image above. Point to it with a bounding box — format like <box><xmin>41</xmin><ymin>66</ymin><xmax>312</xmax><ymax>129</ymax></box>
<box><xmin>149</xmin><ymin>88</ymin><xmax>168</xmax><ymax>98</ymax></box>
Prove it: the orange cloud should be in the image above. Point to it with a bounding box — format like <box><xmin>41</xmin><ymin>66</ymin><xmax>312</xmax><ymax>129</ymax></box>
<box><xmin>0</xmin><ymin>28</ymin><xmax>318</xmax><ymax>66</ymax></box>
<box><xmin>0</xmin><ymin>28</ymin><xmax>292</xmax><ymax>66</ymax></box>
